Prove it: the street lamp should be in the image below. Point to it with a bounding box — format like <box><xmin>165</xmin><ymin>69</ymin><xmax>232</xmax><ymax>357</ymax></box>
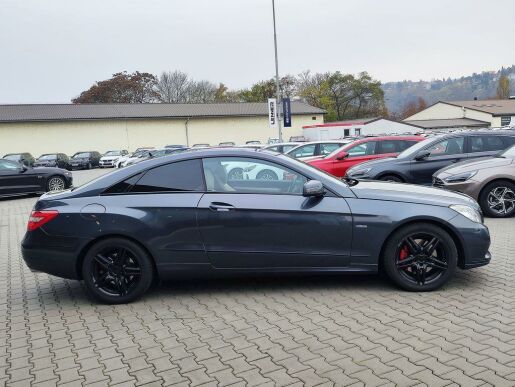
<box><xmin>272</xmin><ymin>0</ymin><xmax>282</xmax><ymax>142</ymax></box>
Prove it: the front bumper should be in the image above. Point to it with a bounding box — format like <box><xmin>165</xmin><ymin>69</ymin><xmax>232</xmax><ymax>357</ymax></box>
<box><xmin>432</xmin><ymin>176</ymin><xmax>481</xmax><ymax>201</ymax></box>
<box><xmin>70</xmin><ymin>161</ymin><xmax>89</xmax><ymax>169</ymax></box>
<box><xmin>449</xmin><ymin>214</ymin><xmax>491</xmax><ymax>270</ymax></box>
<box><xmin>99</xmin><ymin>160</ymin><xmax>116</xmax><ymax>167</ymax></box>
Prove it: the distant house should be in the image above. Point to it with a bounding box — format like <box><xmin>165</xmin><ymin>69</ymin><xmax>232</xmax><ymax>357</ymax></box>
<box><xmin>404</xmin><ymin>99</ymin><xmax>515</xmax><ymax>130</ymax></box>
<box><xmin>302</xmin><ymin>118</ymin><xmax>421</xmax><ymax>140</ymax></box>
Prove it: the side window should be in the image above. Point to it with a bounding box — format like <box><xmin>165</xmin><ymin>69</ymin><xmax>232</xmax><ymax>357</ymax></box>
<box><xmin>0</xmin><ymin>159</ymin><xmax>20</xmax><ymax>170</ymax></box>
<box><xmin>267</xmin><ymin>146</ymin><xmax>279</xmax><ymax>152</ymax></box>
<box><xmin>290</xmin><ymin>144</ymin><xmax>316</xmax><ymax>158</ymax></box>
<box><xmin>320</xmin><ymin>143</ymin><xmax>342</xmax><ymax>155</ymax></box>
<box><xmin>202</xmin><ymin>157</ymin><xmax>308</xmax><ymax>195</ymax></box>
<box><xmin>427</xmin><ymin>137</ymin><xmax>464</xmax><ymax>157</ymax></box>
<box><xmin>483</xmin><ymin>136</ymin><xmax>505</xmax><ymax>151</ymax></box>
<box><xmin>377</xmin><ymin>141</ymin><xmax>397</xmax><ymax>154</ymax></box>
<box><xmin>398</xmin><ymin>140</ymin><xmax>418</xmax><ymax>151</ymax></box>
<box><xmin>131</xmin><ymin>159</ymin><xmax>204</xmax><ymax>193</ymax></box>
<box><xmin>346</xmin><ymin>142</ymin><xmax>377</xmax><ymax>157</ymax></box>
<box><xmin>104</xmin><ymin>173</ymin><xmax>143</xmax><ymax>194</ymax></box>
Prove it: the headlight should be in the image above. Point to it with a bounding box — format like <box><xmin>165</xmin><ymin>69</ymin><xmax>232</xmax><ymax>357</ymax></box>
<box><xmin>444</xmin><ymin>171</ymin><xmax>477</xmax><ymax>183</ymax></box>
<box><xmin>450</xmin><ymin>204</ymin><xmax>483</xmax><ymax>223</ymax></box>
<box><xmin>349</xmin><ymin>167</ymin><xmax>371</xmax><ymax>176</ymax></box>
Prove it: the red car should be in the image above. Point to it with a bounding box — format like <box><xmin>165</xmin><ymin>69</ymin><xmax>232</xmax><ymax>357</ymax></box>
<box><xmin>307</xmin><ymin>136</ymin><xmax>425</xmax><ymax>177</ymax></box>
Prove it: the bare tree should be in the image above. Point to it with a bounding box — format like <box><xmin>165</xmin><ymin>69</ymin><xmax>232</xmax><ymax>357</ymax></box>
<box><xmin>156</xmin><ymin>70</ymin><xmax>191</xmax><ymax>103</ymax></box>
<box><xmin>187</xmin><ymin>80</ymin><xmax>217</xmax><ymax>103</ymax></box>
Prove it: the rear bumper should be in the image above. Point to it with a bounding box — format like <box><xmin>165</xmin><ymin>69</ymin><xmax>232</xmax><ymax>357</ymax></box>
<box><xmin>21</xmin><ymin>229</ymin><xmax>88</xmax><ymax>279</ymax></box>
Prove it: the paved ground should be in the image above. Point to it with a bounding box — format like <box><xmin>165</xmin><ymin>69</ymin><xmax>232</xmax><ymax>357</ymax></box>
<box><xmin>1</xmin><ymin>169</ymin><xmax>515</xmax><ymax>386</ymax></box>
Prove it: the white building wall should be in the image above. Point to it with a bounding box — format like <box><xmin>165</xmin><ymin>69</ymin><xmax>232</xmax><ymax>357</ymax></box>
<box><xmin>303</xmin><ymin>119</ymin><xmax>418</xmax><ymax>140</ymax></box>
<box><xmin>405</xmin><ymin>102</ymin><xmax>494</xmax><ymax>125</ymax></box>
<box><xmin>364</xmin><ymin>120</ymin><xmax>419</xmax><ymax>135</ymax></box>
<box><xmin>0</xmin><ymin>114</ymin><xmax>324</xmax><ymax>157</ymax></box>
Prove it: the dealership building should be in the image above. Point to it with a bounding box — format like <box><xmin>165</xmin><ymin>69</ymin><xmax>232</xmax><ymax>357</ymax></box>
<box><xmin>404</xmin><ymin>99</ymin><xmax>515</xmax><ymax>130</ymax></box>
<box><xmin>0</xmin><ymin>102</ymin><xmax>325</xmax><ymax>157</ymax></box>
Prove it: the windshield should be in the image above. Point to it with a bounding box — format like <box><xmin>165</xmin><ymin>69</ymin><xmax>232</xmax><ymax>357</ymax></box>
<box><xmin>396</xmin><ymin>137</ymin><xmax>432</xmax><ymax>158</ymax></box>
<box><xmin>4</xmin><ymin>154</ymin><xmax>21</xmax><ymax>160</ymax></box>
<box><xmin>73</xmin><ymin>152</ymin><xmax>90</xmax><ymax>158</ymax></box>
<box><xmin>39</xmin><ymin>154</ymin><xmax>57</xmax><ymax>160</ymax></box>
<box><xmin>325</xmin><ymin>142</ymin><xmax>356</xmax><ymax>158</ymax></box>
<box><xmin>104</xmin><ymin>151</ymin><xmax>121</xmax><ymax>156</ymax></box>
<box><xmin>150</xmin><ymin>150</ymin><xmax>166</xmax><ymax>157</ymax></box>
<box><xmin>501</xmin><ymin>144</ymin><xmax>515</xmax><ymax>158</ymax></box>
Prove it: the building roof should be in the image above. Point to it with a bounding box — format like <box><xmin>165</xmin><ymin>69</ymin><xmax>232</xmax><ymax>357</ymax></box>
<box><xmin>302</xmin><ymin>117</ymin><xmax>420</xmax><ymax>129</ymax></box>
<box><xmin>404</xmin><ymin>118</ymin><xmax>490</xmax><ymax>129</ymax></box>
<box><xmin>0</xmin><ymin>102</ymin><xmax>325</xmax><ymax>123</ymax></box>
<box><xmin>443</xmin><ymin>99</ymin><xmax>515</xmax><ymax>116</ymax></box>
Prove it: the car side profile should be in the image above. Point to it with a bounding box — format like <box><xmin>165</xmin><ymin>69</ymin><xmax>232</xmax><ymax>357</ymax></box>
<box><xmin>22</xmin><ymin>148</ymin><xmax>490</xmax><ymax>304</ymax></box>
<box><xmin>34</xmin><ymin>153</ymin><xmax>71</xmax><ymax>170</ymax></box>
<box><xmin>263</xmin><ymin>142</ymin><xmax>301</xmax><ymax>154</ymax></box>
<box><xmin>307</xmin><ymin>136</ymin><xmax>424</xmax><ymax>177</ymax></box>
<box><xmin>0</xmin><ymin>159</ymin><xmax>72</xmax><ymax>197</ymax></box>
<box><xmin>70</xmin><ymin>151</ymin><xmax>102</xmax><ymax>169</ymax></box>
<box><xmin>346</xmin><ymin>131</ymin><xmax>515</xmax><ymax>184</ymax></box>
<box><xmin>433</xmin><ymin>145</ymin><xmax>515</xmax><ymax>217</ymax></box>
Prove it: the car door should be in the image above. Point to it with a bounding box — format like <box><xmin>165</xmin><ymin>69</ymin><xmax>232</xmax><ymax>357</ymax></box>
<box><xmin>332</xmin><ymin>141</ymin><xmax>379</xmax><ymax>177</ymax></box>
<box><xmin>0</xmin><ymin>159</ymin><xmax>38</xmax><ymax>195</ymax></box>
<box><xmin>101</xmin><ymin>159</ymin><xmax>207</xmax><ymax>274</ymax></box>
<box><xmin>197</xmin><ymin>156</ymin><xmax>353</xmax><ymax>269</ymax></box>
<box><xmin>410</xmin><ymin>136</ymin><xmax>467</xmax><ymax>185</ymax></box>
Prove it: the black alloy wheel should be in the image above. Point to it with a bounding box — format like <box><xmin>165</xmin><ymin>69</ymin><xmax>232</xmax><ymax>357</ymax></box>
<box><xmin>82</xmin><ymin>238</ymin><xmax>154</xmax><ymax>304</ymax></box>
<box><xmin>383</xmin><ymin>223</ymin><xmax>457</xmax><ymax>291</ymax></box>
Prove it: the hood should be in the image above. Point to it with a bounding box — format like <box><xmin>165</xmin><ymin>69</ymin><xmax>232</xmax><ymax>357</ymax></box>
<box><xmin>437</xmin><ymin>156</ymin><xmax>513</xmax><ymax>175</ymax></box>
<box><xmin>350</xmin><ymin>180</ymin><xmax>479</xmax><ymax>209</ymax></box>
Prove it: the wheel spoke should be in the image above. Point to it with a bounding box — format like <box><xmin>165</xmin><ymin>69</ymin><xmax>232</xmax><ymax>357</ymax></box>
<box><xmin>405</xmin><ymin>237</ymin><xmax>421</xmax><ymax>253</ymax></box>
<box><xmin>94</xmin><ymin>254</ymin><xmax>112</xmax><ymax>269</ymax></box>
<box><xmin>416</xmin><ymin>266</ymin><xmax>426</xmax><ymax>285</ymax></box>
<box><xmin>117</xmin><ymin>276</ymin><xmax>128</xmax><ymax>296</ymax></box>
<box><xmin>422</xmin><ymin>237</ymin><xmax>439</xmax><ymax>256</ymax></box>
<box><xmin>426</xmin><ymin>257</ymin><xmax>447</xmax><ymax>270</ymax></box>
<box><xmin>95</xmin><ymin>271</ymin><xmax>110</xmax><ymax>286</ymax></box>
<box><xmin>396</xmin><ymin>255</ymin><xmax>416</xmax><ymax>269</ymax></box>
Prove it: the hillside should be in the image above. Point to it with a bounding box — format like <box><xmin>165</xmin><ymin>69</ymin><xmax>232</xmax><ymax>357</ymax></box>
<box><xmin>383</xmin><ymin>65</ymin><xmax>515</xmax><ymax>114</ymax></box>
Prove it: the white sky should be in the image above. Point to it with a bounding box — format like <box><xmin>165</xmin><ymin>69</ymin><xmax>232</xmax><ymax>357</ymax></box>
<box><xmin>1</xmin><ymin>0</ymin><xmax>514</xmax><ymax>103</ymax></box>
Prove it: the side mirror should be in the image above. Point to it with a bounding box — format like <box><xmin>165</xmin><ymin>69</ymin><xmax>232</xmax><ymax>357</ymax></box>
<box><xmin>335</xmin><ymin>151</ymin><xmax>349</xmax><ymax>160</ymax></box>
<box><xmin>303</xmin><ymin>180</ymin><xmax>325</xmax><ymax>197</ymax></box>
<box><xmin>415</xmin><ymin>150</ymin><xmax>431</xmax><ymax>161</ymax></box>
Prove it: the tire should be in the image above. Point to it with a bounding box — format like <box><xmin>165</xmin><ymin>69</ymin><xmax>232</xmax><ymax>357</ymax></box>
<box><xmin>379</xmin><ymin>174</ymin><xmax>404</xmax><ymax>183</ymax></box>
<box><xmin>479</xmin><ymin>180</ymin><xmax>515</xmax><ymax>218</ymax></box>
<box><xmin>256</xmin><ymin>169</ymin><xmax>278</xmax><ymax>180</ymax></box>
<box><xmin>382</xmin><ymin>223</ymin><xmax>457</xmax><ymax>291</ymax></box>
<box><xmin>46</xmin><ymin>175</ymin><xmax>66</xmax><ymax>192</ymax></box>
<box><xmin>87</xmin><ymin>162</ymin><xmax>92</xmax><ymax>170</ymax></box>
<box><xmin>228</xmin><ymin>168</ymin><xmax>244</xmax><ymax>180</ymax></box>
<box><xmin>82</xmin><ymin>238</ymin><xmax>154</xmax><ymax>304</ymax></box>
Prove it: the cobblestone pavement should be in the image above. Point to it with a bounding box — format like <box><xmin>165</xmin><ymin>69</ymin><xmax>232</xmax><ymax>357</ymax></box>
<box><xmin>1</xmin><ymin>180</ymin><xmax>515</xmax><ymax>386</ymax></box>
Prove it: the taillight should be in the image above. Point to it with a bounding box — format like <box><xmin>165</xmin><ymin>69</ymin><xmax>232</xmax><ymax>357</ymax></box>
<box><xmin>27</xmin><ymin>210</ymin><xmax>59</xmax><ymax>231</ymax></box>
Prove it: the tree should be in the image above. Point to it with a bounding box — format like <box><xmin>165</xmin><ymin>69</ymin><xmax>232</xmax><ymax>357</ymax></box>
<box><xmin>497</xmin><ymin>75</ymin><xmax>510</xmax><ymax>99</ymax></box>
<box><xmin>72</xmin><ymin>71</ymin><xmax>159</xmax><ymax>103</ymax></box>
<box><xmin>399</xmin><ymin>97</ymin><xmax>428</xmax><ymax>119</ymax></box>
<box><xmin>156</xmin><ymin>70</ymin><xmax>190</xmax><ymax>103</ymax></box>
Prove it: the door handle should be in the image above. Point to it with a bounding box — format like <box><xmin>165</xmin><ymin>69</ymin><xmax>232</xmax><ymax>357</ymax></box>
<box><xmin>209</xmin><ymin>202</ymin><xmax>235</xmax><ymax>212</ymax></box>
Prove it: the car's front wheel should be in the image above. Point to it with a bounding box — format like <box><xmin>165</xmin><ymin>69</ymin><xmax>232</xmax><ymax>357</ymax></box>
<box><xmin>382</xmin><ymin>223</ymin><xmax>457</xmax><ymax>291</ymax></box>
<box><xmin>47</xmin><ymin>175</ymin><xmax>66</xmax><ymax>192</ymax></box>
<box><xmin>380</xmin><ymin>174</ymin><xmax>404</xmax><ymax>182</ymax></box>
<box><xmin>479</xmin><ymin>180</ymin><xmax>515</xmax><ymax>218</ymax></box>
<box><xmin>82</xmin><ymin>238</ymin><xmax>154</xmax><ymax>304</ymax></box>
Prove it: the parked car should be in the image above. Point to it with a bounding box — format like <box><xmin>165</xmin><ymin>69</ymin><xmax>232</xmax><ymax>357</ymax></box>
<box><xmin>124</xmin><ymin>147</ymin><xmax>189</xmax><ymax>167</ymax></box>
<box><xmin>433</xmin><ymin>144</ymin><xmax>515</xmax><ymax>218</ymax></box>
<box><xmin>70</xmin><ymin>151</ymin><xmax>101</xmax><ymax>170</ymax></box>
<box><xmin>245</xmin><ymin>140</ymin><xmax>261</xmax><ymax>145</ymax></box>
<box><xmin>116</xmin><ymin>148</ymin><xmax>154</xmax><ymax>168</ymax></box>
<box><xmin>285</xmin><ymin>141</ymin><xmax>351</xmax><ymax>160</ymax></box>
<box><xmin>118</xmin><ymin>149</ymin><xmax>152</xmax><ymax>168</ymax></box>
<box><xmin>34</xmin><ymin>153</ymin><xmax>71</xmax><ymax>170</ymax></box>
<box><xmin>21</xmin><ymin>148</ymin><xmax>490</xmax><ymax>303</ymax></box>
<box><xmin>219</xmin><ymin>142</ymin><xmax>236</xmax><ymax>147</ymax></box>
<box><xmin>289</xmin><ymin>135</ymin><xmax>308</xmax><ymax>142</ymax></box>
<box><xmin>0</xmin><ymin>159</ymin><xmax>72</xmax><ymax>198</ymax></box>
<box><xmin>3</xmin><ymin>153</ymin><xmax>35</xmax><ymax>167</ymax></box>
<box><xmin>263</xmin><ymin>142</ymin><xmax>301</xmax><ymax>154</ymax></box>
<box><xmin>164</xmin><ymin>145</ymin><xmax>186</xmax><ymax>149</ymax></box>
<box><xmin>99</xmin><ymin>150</ymin><xmax>128</xmax><ymax>168</ymax></box>
<box><xmin>346</xmin><ymin>131</ymin><xmax>515</xmax><ymax>185</ymax></box>
<box><xmin>192</xmin><ymin>143</ymin><xmax>210</xmax><ymax>148</ymax></box>
<box><xmin>267</xmin><ymin>137</ymin><xmax>280</xmax><ymax>144</ymax></box>
<box><xmin>307</xmin><ymin>136</ymin><xmax>424</xmax><ymax>178</ymax></box>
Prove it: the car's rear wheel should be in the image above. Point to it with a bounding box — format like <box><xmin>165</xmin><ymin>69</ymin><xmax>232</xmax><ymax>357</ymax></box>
<box><xmin>380</xmin><ymin>174</ymin><xmax>404</xmax><ymax>182</ymax></box>
<box><xmin>479</xmin><ymin>181</ymin><xmax>515</xmax><ymax>218</ymax></box>
<box><xmin>256</xmin><ymin>169</ymin><xmax>278</xmax><ymax>180</ymax></box>
<box><xmin>82</xmin><ymin>238</ymin><xmax>154</xmax><ymax>304</ymax></box>
<box><xmin>383</xmin><ymin>223</ymin><xmax>457</xmax><ymax>291</ymax></box>
<box><xmin>47</xmin><ymin>175</ymin><xmax>66</xmax><ymax>192</ymax></box>
<box><xmin>87</xmin><ymin>162</ymin><xmax>92</xmax><ymax>169</ymax></box>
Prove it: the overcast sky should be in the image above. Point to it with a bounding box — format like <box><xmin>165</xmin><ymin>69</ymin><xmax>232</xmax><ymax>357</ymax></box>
<box><xmin>1</xmin><ymin>0</ymin><xmax>514</xmax><ymax>104</ymax></box>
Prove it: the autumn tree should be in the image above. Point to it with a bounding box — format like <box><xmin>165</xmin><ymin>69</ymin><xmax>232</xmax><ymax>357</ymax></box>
<box><xmin>72</xmin><ymin>71</ymin><xmax>159</xmax><ymax>103</ymax></box>
<box><xmin>398</xmin><ymin>97</ymin><xmax>428</xmax><ymax>119</ymax></box>
<box><xmin>496</xmin><ymin>75</ymin><xmax>510</xmax><ymax>99</ymax></box>
<box><xmin>156</xmin><ymin>70</ymin><xmax>190</xmax><ymax>103</ymax></box>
